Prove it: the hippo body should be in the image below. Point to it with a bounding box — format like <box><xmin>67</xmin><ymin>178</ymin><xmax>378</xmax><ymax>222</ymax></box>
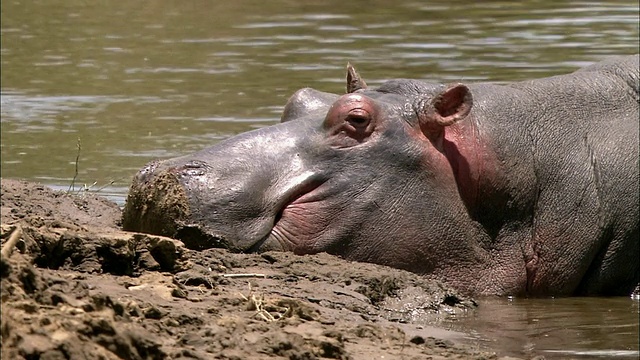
<box><xmin>123</xmin><ymin>55</ymin><xmax>639</xmax><ymax>296</ymax></box>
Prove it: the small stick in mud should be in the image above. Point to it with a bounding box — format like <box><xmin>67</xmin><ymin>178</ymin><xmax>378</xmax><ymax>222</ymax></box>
<box><xmin>250</xmin><ymin>293</ymin><xmax>277</xmax><ymax>322</ymax></box>
<box><xmin>95</xmin><ymin>178</ymin><xmax>123</xmax><ymax>192</ymax></box>
<box><xmin>239</xmin><ymin>282</ymin><xmax>290</xmax><ymax>322</ymax></box>
<box><xmin>222</xmin><ymin>273</ymin><xmax>267</xmax><ymax>279</ymax></box>
<box><xmin>1</xmin><ymin>225</ymin><xmax>23</xmax><ymax>259</ymax></box>
<box><xmin>68</xmin><ymin>137</ymin><xmax>81</xmax><ymax>193</ymax></box>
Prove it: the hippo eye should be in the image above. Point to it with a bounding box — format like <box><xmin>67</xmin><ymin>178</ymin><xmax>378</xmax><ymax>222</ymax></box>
<box><xmin>345</xmin><ymin>109</ymin><xmax>371</xmax><ymax>129</ymax></box>
<box><xmin>324</xmin><ymin>93</ymin><xmax>378</xmax><ymax>144</ymax></box>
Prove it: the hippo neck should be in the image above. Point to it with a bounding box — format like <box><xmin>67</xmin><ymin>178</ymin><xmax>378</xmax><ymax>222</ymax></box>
<box><xmin>442</xmin><ymin>116</ymin><xmax>508</xmax><ymax>240</ymax></box>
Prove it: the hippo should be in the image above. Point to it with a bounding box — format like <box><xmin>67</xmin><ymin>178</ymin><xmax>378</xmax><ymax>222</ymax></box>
<box><xmin>123</xmin><ymin>55</ymin><xmax>639</xmax><ymax>297</ymax></box>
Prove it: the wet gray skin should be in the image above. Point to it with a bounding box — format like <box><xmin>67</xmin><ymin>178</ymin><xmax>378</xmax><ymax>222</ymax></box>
<box><xmin>123</xmin><ymin>56</ymin><xmax>639</xmax><ymax>296</ymax></box>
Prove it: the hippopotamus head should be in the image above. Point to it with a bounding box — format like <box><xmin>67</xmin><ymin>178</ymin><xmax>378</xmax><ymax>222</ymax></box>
<box><xmin>123</xmin><ymin>65</ymin><xmax>485</xmax><ymax>283</ymax></box>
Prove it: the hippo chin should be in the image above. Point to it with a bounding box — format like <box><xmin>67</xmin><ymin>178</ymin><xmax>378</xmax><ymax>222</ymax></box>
<box><xmin>123</xmin><ymin>55</ymin><xmax>639</xmax><ymax>297</ymax></box>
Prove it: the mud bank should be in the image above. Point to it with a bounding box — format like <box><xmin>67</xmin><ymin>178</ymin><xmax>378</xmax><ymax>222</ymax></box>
<box><xmin>1</xmin><ymin>179</ymin><xmax>526</xmax><ymax>359</ymax></box>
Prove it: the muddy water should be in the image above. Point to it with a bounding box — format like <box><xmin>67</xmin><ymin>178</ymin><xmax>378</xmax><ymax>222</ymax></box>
<box><xmin>2</xmin><ymin>0</ymin><xmax>638</xmax><ymax>202</ymax></box>
<box><xmin>443</xmin><ymin>296</ymin><xmax>640</xmax><ymax>359</ymax></box>
<box><xmin>1</xmin><ymin>0</ymin><xmax>638</xmax><ymax>357</ymax></box>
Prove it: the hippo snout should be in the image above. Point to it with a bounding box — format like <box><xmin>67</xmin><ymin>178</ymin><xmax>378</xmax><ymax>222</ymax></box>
<box><xmin>124</xmin><ymin>146</ymin><xmax>286</xmax><ymax>251</ymax></box>
<box><xmin>175</xmin><ymin>160</ymin><xmax>209</xmax><ymax>178</ymax></box>
<box><xmin>123</xmin><ymin>159</ymin><xmax>231</xmax><ymax>250</ymax></box>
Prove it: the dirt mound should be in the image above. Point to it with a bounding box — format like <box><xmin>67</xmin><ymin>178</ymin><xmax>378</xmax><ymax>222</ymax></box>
<box><xmin>1</xmin><ymin>179</ymin><xmax>515</xmax><ymax>359</ymax></box>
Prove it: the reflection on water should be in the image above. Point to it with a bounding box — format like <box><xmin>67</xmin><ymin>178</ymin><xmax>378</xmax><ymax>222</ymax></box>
<box><xmin>446</xmin><ymin>297</ymin><xmax>640</xmax><ymax>359</ymax></box>
<box><xmin>1</xmin><ymin>1</ymin><xmax>639</xmax><ymax>356</ymax></box>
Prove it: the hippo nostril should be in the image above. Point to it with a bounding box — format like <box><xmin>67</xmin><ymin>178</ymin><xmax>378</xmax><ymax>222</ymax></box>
<box><xmin>181</xmin><ymin>168</ymin><xmax>206</xmax><ymax>177</ymax></box>
<box><xmin>184</xmin><ymin>160</ymin><xmax>208</xmax><ymax>169</ymax></box>
<box><xmin>173</xmin><ymin>160</ymin><xmax>210</xmax><ymax>177</ymax></box>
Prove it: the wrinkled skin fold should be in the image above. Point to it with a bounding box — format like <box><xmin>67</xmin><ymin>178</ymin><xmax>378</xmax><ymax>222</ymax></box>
<box><xmin>123</xmin><ymin>56</ymin><xmax>639</xmax><ymax>296</ymax></box>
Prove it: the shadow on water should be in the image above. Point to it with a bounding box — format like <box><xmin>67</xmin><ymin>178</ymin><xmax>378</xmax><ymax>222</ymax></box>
<box><xmin>444</xmin><ymin>296</ymin><xmax>640</xmax><ymax>359</ymax></box>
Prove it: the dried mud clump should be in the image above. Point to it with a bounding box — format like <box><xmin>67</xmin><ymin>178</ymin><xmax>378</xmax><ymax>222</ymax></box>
<box><xmin>122</xmin><ymin>171</ymin><xmax>190</xmax><ymax>240</ymax></box>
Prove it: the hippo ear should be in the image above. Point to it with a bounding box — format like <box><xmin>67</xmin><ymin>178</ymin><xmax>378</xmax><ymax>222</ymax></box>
<box><xmin>419</xmin><ymin>83</ymin><xmax>473</xmax><ymax>142</ymax></box>
<box><xmin>346</xmin><ymin>63</ymin><xmax>368</xmax><ymax>93</ymax></box>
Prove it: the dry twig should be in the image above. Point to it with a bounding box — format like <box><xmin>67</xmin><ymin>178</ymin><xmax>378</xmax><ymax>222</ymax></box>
<box><xmin>222</xmin><ymin>273</ymin><xmax>267</xmax><ymax>279</ymax></box>
<box><xmin>68</xmin><ymin>137</ymin><xmax>81</xmax><ymax>193</ymax></box>
<box><xmin>238</xmin><ymin>282</ymin><xmax>289</xmax><ymax>322</ymax></box>
<box><xmin>1</xmin><ymin>225</ymin><xmax>23</xmax><ymax>259</ymax></box>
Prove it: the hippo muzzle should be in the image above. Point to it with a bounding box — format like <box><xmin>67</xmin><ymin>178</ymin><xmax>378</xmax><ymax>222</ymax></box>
<box><xmin>123</xmin><ymin>117</ymin><xmax>329</xmax><ymax>252</ymax></box>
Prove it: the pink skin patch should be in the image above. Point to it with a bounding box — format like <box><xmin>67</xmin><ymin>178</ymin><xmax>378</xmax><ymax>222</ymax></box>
<box><xmin>270</xmin><ymin>184</ymin><xmax>344</xmax><ymax>254</ymax></box>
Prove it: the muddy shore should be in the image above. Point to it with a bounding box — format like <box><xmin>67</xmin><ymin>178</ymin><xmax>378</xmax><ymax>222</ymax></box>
<box><xmin>1</xmin><ymin>179</ymin><xmax>528</xmax><ymax>360</ymax></box>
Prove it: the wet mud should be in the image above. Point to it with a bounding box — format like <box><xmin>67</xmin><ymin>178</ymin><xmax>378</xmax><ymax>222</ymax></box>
<box><xmin>1</xmin><ymin>179</ymin><xmax>526</xmax><ymax>359</ymax></box>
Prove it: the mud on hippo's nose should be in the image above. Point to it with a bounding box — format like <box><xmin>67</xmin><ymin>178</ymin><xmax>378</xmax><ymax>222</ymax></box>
<box><xmin>122</xmin><ymin>158</ymin><xmax>230</xmax><ymax>250</ymax></box>
<box><xmin>122</xmin><ymin>159</ymin><xmax>190</xmax><ymax>235</ymax></box>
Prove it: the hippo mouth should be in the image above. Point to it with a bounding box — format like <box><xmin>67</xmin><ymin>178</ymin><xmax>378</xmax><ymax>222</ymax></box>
<box><xmin>245</xmin><ymin>176</ymin><xmax>329</xmax><ymax>253</ymax></box>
